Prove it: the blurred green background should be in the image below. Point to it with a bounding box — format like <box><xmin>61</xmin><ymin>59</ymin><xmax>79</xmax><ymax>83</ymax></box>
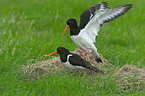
<box><xmin>0</xmin><ymin>0</ymin><xmax>145</xmax><ymax>95</ymax></box>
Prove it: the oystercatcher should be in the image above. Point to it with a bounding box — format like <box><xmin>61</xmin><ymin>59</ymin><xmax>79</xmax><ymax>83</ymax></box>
<box><xmin>45</xmin><ymin>47</ymin><xmax>102</xmax><ymax>73</ymax></box>
<box><xmin>62</xmin><ymin>2</ymin><xmax>132</xmax><ymax>63</ymax></box>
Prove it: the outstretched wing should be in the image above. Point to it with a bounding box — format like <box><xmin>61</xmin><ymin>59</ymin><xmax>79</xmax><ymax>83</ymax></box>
<box><xmin>79</xmin><ymin>2</ymin><xmax>107</xmax><ymax>30</ymax></box>
<box><xmin>79</xmin><ymin>2</ymin><xmax>132</xmax><ymax>43</ymax></box>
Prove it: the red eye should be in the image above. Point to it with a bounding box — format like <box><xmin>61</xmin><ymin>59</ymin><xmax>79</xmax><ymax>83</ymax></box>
<box><xmin>58</xmin><ymin>48</ymin><xmax>61</xmax><ymax>50</ymax></box>
<box><xmin>69</xmin><ymin>22</ymin><xmax>71</xmax><ymax>24</ymax></box>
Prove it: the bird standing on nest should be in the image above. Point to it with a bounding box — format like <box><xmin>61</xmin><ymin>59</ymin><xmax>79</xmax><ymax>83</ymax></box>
<box><xmin>62</xmin><ymin>2</ymin><xmax>132</xmax><ymax>63</ymax></box>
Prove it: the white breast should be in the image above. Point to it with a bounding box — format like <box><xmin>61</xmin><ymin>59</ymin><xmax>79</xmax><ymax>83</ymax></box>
<box><xmin>63</xmin><ymin>61</ymin><xmax>85</xmax><ymax>69</ymax></box>
<box><xmin>71</xmin><ymin>32</ymin><xmax>95</xmax><ymax>52</ymax></box>
<box><xmin>63</xmin><ymin>61</ymin><xmax>76</xmax><ymax>69</ymax></box>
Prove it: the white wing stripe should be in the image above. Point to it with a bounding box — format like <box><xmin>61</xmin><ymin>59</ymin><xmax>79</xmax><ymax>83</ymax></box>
<box><xmin>81</xmin><ymin>5</ymin><xmax>131</xmax><ymax>44</ymax></box>
<box><xmin>67</xmin><ymin>54</ymin><xmax>72</xmax><ymax>61</ymax></box>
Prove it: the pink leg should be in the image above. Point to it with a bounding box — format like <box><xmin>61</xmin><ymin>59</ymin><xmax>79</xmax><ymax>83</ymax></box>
<box><xmin>78</xmin><ymin>49</ymin><xmax>89</xmax><ymax>59</ymax></box>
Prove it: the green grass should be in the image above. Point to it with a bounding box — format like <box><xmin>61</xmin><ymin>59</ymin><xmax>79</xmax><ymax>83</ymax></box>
<box><xmin>0</xmin><ymin>0</ymin><xmax>145</xmax><ymax>95</ymax></box>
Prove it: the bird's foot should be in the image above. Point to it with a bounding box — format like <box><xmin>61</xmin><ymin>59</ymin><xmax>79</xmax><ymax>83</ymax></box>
<box><xmin>81</xmin><ymin>56</ymin><xmax>85</xmax><ymax>59</ymax></box>
<box><xmin>83</xmin><ymin>70</ymin><xmax>86</xmax><ymax>74</ymax></box>
<box><xmin>78</xmin><ymin>49</ymin><xmax>89</xmax><ymax>59</ymax></box>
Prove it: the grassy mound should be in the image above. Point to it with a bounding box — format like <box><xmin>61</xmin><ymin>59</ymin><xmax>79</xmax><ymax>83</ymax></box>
<box><xmin>22</xmin><ymin>49</ymin><xmax>145</xmax><ymax>92</ymax></box>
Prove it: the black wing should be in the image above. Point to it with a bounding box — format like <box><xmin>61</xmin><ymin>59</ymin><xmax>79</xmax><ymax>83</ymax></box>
<box><xmin>69</xmin><ymin>53</ymin><xmax>102</xmax><ymax>73</ymax></box>
<box><xmin>79</xmin><ymin>2</ymin><xmax>107</xmax><ymax>30</ymax></box>
<box><xmin>80</xmin><ymin>3</ymin><xmax>132</xmax><ymax>44</ymax></box>
<box><xmin>69</xmin><ymin>53</ymin><xmax>92</xmax><ymax>68</ymax></box>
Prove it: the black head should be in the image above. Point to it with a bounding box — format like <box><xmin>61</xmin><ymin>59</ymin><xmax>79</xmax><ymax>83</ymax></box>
<box><xmin>62</xmin><ymin>18</ymin><xmax>79</xmax><ymax>36</ymax></box>
<box><xmin>57</xmin><ymin>47</ymin><xmax>70</xmax><ymax>55</ymax></box>
<box><xmin>66</xmin><ymin>18</ymin><xmax>78</xmax><ymax>28</ymax></box>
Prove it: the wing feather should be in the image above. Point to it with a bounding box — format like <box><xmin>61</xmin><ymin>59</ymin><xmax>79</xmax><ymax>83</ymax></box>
<box><xmin>80</xmin><ymin>4</ymin><xmax>132</xmax><ymax>43</ymax></box>
<box><xmin>79</xmin><ymin>2</ymin><xmax>108</xmax><ymax>30</ymax></box>
<box><xmin>69</xmin><ymin>54</ymin><xmax>102</xmax><ymax>72</ymax></box>
<box><xmin>69</xmin><ymin>54</ymin><xmax>92</xmax><ymax>68</ymax></box>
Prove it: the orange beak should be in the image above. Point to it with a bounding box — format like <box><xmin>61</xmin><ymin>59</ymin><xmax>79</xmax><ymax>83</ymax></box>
<box><xmin>62</xmin><ymin>25</ymin><xmax>69</xmax><ymax>35</ymax></box>
<box><xmin>45</xmin><ymin>51</ymin><xmax>57</xmax><ymax>57</ymax></box>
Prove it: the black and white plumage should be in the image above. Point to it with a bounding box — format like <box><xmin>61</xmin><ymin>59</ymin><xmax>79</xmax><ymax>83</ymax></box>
<box><xmin>45</xmin><ymin>47</ymin><xmax>102</xmax><ymax>73</ymax></box>
<box><xmin>62</xmin><ymin>2</ymin><xmax>132</xmax><ymax>63</ymax></box>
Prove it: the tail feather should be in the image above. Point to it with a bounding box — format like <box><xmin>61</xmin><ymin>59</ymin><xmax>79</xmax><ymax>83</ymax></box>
<box><xmin>92</xmin><ymin>50</ymin><xmax>102</xmax><ymax>63</ymax></box>
<box><xmin>95</xmin><ymin>57</ymin><xmax>102</xmax><ymax>63</ymax></box>
<box><xmin>87</xmin><ymin>66</ymin><xmax>103</xmax><ymax>73</ymax></box>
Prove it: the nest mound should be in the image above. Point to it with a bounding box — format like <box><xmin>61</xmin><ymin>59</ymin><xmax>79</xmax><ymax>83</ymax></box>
<box><xmin>22</xmin><ymin>49</ymin><xmax>112</xmax><ymax>77</ymax></box>
<box><xmin>113</xmin><ymin>65</ymin><xmax>145</xmax><ymax>91</ymax></box>
<box><xmin>22</xmin><ymin>49</ymin><xmax>145</xmax><ymax>91</ymax></box>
